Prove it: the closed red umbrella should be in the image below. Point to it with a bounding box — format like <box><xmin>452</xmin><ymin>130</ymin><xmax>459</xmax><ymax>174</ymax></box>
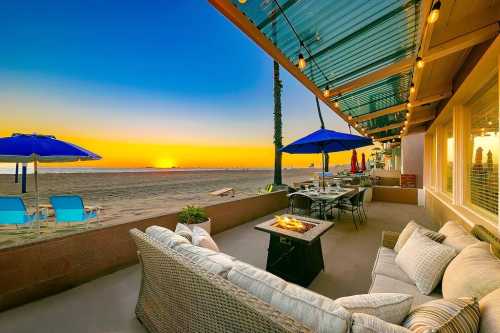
<box><xmin>351</xmin><ymin>149</ymin><xmax>358</xmax><ymax>174</ymax></box>
<box><xmin>361</xmin><ymin>152</ymin><xmax>366</xmax><ymax>172</ymax></box>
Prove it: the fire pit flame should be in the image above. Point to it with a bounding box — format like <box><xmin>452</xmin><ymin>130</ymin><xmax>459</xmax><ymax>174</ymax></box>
<box><xmin>273</xmin><ymin>215</ymin><xmax>315</xmax><ymax>233</ymax></box>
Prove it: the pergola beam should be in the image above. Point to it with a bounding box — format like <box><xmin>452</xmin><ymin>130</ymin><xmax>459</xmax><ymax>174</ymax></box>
<box><xmin>374</xmin><ymin>134</ymin><xmax>400</xmax><ymax>142</ymax></box>
<box><xmin>366</xmin><ymin>122</ymin><xmax>405</xmax><ymax>135</ymax></box>
<box><xmin>424</xmin><ymin>23</ymin><xmax>500</xmax><ymax>62</ymax></box>
<box><xmin>409</xmin><ymin>114</ymin><xmax>435</xmax><ymax>125</ymax></box>
<box><xmin>353</xmin><ymin>91</ymin><xmax>451</xmax><ymax>122</ymax></box>
<box><xmin>330</xmin><ymin>57</ymin><xmax>413</xmax><ymax>96</ymax></box>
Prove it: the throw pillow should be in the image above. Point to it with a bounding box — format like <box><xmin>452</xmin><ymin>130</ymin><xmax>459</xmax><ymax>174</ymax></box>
<box><xmin>479</xmin><ymin>288</ymin><xmax>500</xmax><ymax>333</ymax></box>
<box><xmin>175</xmin><ymin>223</ymin><xmax>193</xmax><ymax>242</ymax></box>
<box><xmin>403</xmin><ymin>297</ymin><xmax>480</xmax><ymax>333</ymax></box>
<box><xmin>351</xmin><ymin>313</ymin><xmax>412</xmax><ymax>333</ymax></box>
<box><xmin>145</xmin><ymin>225</ymin><xmax>189</xmax><ymax>248</ymax></box>
<box><xmin>175</xmin><ymin>243</ymin><xmax>234</xmax><ymax>277</ymax></box>
<box><xmin>335</xmin><ymin>293</ymin><xmax>413</xmax><ymax>324</ymax></box>
<box><xmin>396</xmin><ymin>229</ymin><xmax>456</xmax><ymax>295</ymax></box>
<box><xmin>145</xmin><ymin>225</ymin><xmax>174</xmax><ymax>240</ymax></box>
<box><xmin>439</xmin><ymin>221</ymin><xmax>479</xmax><ymax>252</ymax></box>
<box><xmin>442</xmin><ymin>242</ymin><xmax>500</xmax><ymax>300</ymax></box>
<box><xmin>394</xmin><ymin>221</ymin><xmax>446</xmax><ymax>253</ymax></box>
<box><xmin>192</xmin><ymin>226</ymin><xmax>220</xmax><ymax>252</ymax></box>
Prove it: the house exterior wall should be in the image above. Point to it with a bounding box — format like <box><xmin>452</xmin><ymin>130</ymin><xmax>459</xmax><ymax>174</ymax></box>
<box><xmin>402</xmin><ymin>130</ymin><xmax>425</xmax><ymax>188</ymax></box>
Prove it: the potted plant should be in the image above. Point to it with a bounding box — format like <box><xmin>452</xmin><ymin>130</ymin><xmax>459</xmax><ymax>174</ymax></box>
<box><xmin>359</xmin><ymin>178</ymin><xmax>373</xmax><ymax>203</ymax></box>
<box><xmin>177</xmin><ymin>205</ymin><xmax>211</xmax><ymax>233</ymax></box>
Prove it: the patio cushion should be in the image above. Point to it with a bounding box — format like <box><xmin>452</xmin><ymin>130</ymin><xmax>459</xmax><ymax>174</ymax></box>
<box><xmin>394</xmin><ymin>221</ymin><xmax>445</xmax><ymax>253</ymax></box>
<box><xmin>372</xmin><ymin>247</ymin><xmax>413</xmax><ymax>284</ymax></box>
<box><xmin>479</xmin><ymin>288</ymin><xmax>500</xmax><ymax>333</ymax></box>
<box><xmin>443</xmin><ymin>242</ymin><xmax>500</xmax><ymax>300</ymax></box>
<box><xmin>395</xmin><ymin>229</ymin><xmax>456</xmax><ymax>295</ymax></box>
<box><xmin>403</xmin><ymin>297</ymin><xmax>480</xmax><ymax>333</ymax></box>
<box><xmin>174</xmin><ymin>243</ymin><xmax>235</xmax><ymax>277</ymax></box>
<box><xmin>335</xmin><ymin>293</ymin><xmax>413</xmax><ymax>324</ymax></box>
<box><xmin>192</xmin><ymin>226</ymin><xmax>219</xmax><ymax>252</ymax></box>
<box><xmin>439</xmin><ymin>221</ymin><xmax>479</xmax><ymax>252</ymax></box>
<box><xmin>351</xmin><ymin>313</ymin><xmax>411</xmax><ymax>333</ymax></box>
<box><xmin>175</xmin><ymin>223</ymin><xmax>193</xmax><ymax>243</ymax></box>
<box><xmin>227</xmin><ymin>260</ymin><xmax>288</xmax><ymax>304</ymax></box>
<box><xmin>145</xmin><ymin>225</ymin><xmax>174</xmax><ymax>240</ymax></box>
<box><xmin>369</xmin><ymin>274</ymin><xmax>441</xmax><ymax>309</ymax></box>
<box><xmin>270</xmin><ymin>284</ymin><xmax>351</xmax><ymax>333</ymax></box>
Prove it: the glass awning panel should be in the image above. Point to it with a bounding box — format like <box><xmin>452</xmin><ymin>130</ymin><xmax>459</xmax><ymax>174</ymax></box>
<box><xmin>229</xmin><ymin>0</ymin><xmax>421</xmax><ymax>137</ymax></box>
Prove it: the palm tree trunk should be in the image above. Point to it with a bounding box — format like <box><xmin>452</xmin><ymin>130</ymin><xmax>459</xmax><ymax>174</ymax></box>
<box><xmin>273</xmin><ymin>60</ymin><xmax>283</xmax><ymax>185</ymax></box>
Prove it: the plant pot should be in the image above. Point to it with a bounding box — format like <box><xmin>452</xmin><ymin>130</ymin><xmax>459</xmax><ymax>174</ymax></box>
<box><xmin>359</xmin><ymin>187</ymin><xmax>372</xmax><ymax>203</ymax></box>
<box><xmin>182</xmin><ymin>218</ymin><xmax>211</xmax><ymax>234</ymax></box>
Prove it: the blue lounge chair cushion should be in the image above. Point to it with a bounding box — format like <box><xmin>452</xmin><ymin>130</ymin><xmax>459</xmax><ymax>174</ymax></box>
<box><xmin>0</xmin><ymin>196</ymin><xmax>46</xmax><ymax>225</ymax></box>
<box><xmin>50</xmin><ymin>195</ymin><xmax>97</xmax><ymax>223</ymax></box>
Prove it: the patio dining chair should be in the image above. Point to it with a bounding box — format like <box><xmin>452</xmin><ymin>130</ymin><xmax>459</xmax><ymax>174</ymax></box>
<box><xmin>49</xmin><ymin>195</ymin><xmax>100</xmax><ymax>228</ymax></box>
<box><xmin>334</xmin><ymin>191</ymin><xmax>364</xmax><ymax>230</ymax></box>
<box><xmin>289</xmin><ymin>193</ymin><xmax>321</xmax><ymax>217</ymax></box>
<box><xmin>0</xmin><ymin>196</ymin><xmax>47</xmax><ymax>230</ymax></box>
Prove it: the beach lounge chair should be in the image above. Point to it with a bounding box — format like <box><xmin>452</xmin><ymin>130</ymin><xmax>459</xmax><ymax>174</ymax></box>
<box><xmin>0</xmin><ymin>196</ymin><xmax>47</xmax><ymax>230</ymax></box>
<box><xmin>49</xmin><ymin>195</ymin><xmax>100</xmax><ymax>228</ymax></box>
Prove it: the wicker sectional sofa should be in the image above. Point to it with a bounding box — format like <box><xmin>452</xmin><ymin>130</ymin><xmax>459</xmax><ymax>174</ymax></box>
<box><xmin>130</xmin><ymin>220</ymin><xmax>500</xmax><ymax>333</ymax></box>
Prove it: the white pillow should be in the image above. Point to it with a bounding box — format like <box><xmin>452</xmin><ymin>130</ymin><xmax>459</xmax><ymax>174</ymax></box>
<box><xmin>396</xmin><ymin>229</ymin><xmax>456</xmax><ymax>295</ymax></box>
<box><xmin>192</xmin><ymin>226</ymin><xmax>219</xmax><ymax>252</ymax></box>
<box><xmin>335</xmin><ymin>293</ymin><xmax>413</xmax><ymax>324</ymax></box>
<box><xmin>439</xmin><ymin>221</ymin><xmax>479</xmax><ymax>252</ymax></box>
<box><xmin>175</xmin><ymin>223</ymin><xmax>193</xmax><ymax>242</ymax></box>
<box><xmin>394</xmin><ymin>221</ymin><xmax>445</xmax><ymax>253</ymax></box>
<box><xmin>145</xmin><ymin>225</ymin><xmax>174</xmax><ymax>240</ymax></box>
<box><xmin>351</xmin><ymin>313</ymin><xmax>412</xmax><ymax>333</ymax></box>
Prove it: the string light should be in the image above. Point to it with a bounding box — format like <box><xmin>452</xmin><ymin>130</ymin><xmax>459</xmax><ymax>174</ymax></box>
<box><xmin>348</xmin><ymin>115</ymin><xmax>353</xmax><ymax>120</ymax></box>
<box><xmin>238</xmin><ymin>0</ymin><xmax>247</xmax><ymax>3</ymax></box>
<box><xmin>427</xmin><ymin>1</ymin><xmax>441</xmax><ymax>24</ymax></box>
<box><xmin>298</xmin><ymin>53</ymin><xmax>306</xmax><ymax>70</ymax></box>
<box><xmin>323</xmin><ymin>85</ymin><xmax>330</xmax><ymax>98</ymax></box>
<box><xmin>416</xmin><ymin>57</ymin><xmax>425</xmax><ymax>69</ymax></box>
<box><xmin>407</xmin><ymin>102</ymin><xmax>412</xmax><ymax>108</ymax></box>
<box><xmin>334</xmin><ymin>100</ymin><xmax>340</xmax><ymax>108</ymax></box>
<box><xmin>410</xmin><ymin>83</ymin><xmax>415</xmax><ymax>94</ymax></box>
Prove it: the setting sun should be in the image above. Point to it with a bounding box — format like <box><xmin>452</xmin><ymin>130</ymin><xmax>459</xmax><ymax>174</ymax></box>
<box><xmin>154</xmin><ymin>157</ymin><xmax>176</xmax><ymax>169</ymax></box>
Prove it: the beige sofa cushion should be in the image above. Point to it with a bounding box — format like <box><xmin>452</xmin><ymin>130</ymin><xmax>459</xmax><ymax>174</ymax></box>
<box><xmin>227</xmin><ymin>261</ymin><xmax>287</xmax><ymax>304</ymax></box>
<box><xmin>479</xmin><ymin>288</ymin><xmax>500</xmax><ymax>333</ymax></box>
<box><xmin>439</xmin><ymin>221</ymin><xmax>479</xmax><ymax>252</ymax></box>
<box><xmin>335</xmin><ymin>293</ymin><xmax>412</xmax><ymax>324</ymax></box>
<box><xmin>174</xmin><ymin>243</ymin><xmax>234</xmax><ymax>277</ymax></box>
<box><xmin>394</xmin><ymin>221</ymin><xmax>445</xmax><ymax>253</ymax></box>
<box><xmin>443</xmin><ymin>242</ymin><xmax>500</xmax><ymax>300</ymax></box>
<box><xmin>270</xmin><ymin>284</ymin><xmax>351</xmax><ymax>333</ymax></box>
<box><xmin>396</xmin><ymin>230</ymin><xmax>456</xmax><ymax>295</ymax></box>
<box><xmin>369</xmin><ymin>274</ymin><xmax>441</xmax><ymax>309</ymax></box>
<box><xmin>403</xmin><ymin>297</ymin><xmax>480</xmax><ymax>333</ymax></box>
<box><xmin>372</xmin><ymin>247</ymin><xmax>413</xmax><ymax>284</ymax></box>
<box><xmin>145</xmin><ymin>225</ymin><xmax>190</xmax><ymax>248</ymax></box>
<box><xmin>351</xmin><ymin>313</ymin><xmax>411</xmax><ymax>333</ymax></box>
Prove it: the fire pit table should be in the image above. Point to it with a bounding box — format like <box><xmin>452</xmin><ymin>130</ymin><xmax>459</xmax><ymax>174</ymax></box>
<box><xmin>254</xmin><ymin>214</ymin><xmax>334</xmax><ymax>287</ymax></box>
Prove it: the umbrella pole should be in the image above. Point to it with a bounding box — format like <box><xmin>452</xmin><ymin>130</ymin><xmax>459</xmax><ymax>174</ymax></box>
<box><xmin>34</xmin><ymin>158</ymin><xmax>40</xmax><ymax>236</ymax></box>
<box><xmin>322</xmin><ymin>150</ymin><xmax>326</xmax><ymax>191</ymax></box>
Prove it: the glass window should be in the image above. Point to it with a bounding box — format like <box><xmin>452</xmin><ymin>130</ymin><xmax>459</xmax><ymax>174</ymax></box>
<box><xmin>444</xmin><ymin>122</ymin><xmax>453</xmax><ymax>194</ymax></box>
<box><xmin>464</xmin><ymin>78</ymin><xmax>499</xmax><ymax>220</ymax></box>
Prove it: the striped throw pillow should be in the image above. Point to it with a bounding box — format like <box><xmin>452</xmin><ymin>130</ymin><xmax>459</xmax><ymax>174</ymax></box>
<box><xmin>403</xmin><ymin>297</ymin><xmax>480</xmax><ymax>333</ymax></box>
<box><xmin>394</xmin><ymin>221</ymin><xmax>446</xmax><ymax>253</ymax></box>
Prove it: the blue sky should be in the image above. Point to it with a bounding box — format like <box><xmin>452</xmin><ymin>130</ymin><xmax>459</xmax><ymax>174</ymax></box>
<box><xmin>0</xmin><ymin>1</ymin><xmax>351</xmax><ymax>167</ymax></box>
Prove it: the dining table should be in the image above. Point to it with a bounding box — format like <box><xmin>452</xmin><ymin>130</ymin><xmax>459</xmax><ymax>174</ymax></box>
<box><xmin>289</xmin><ymin>187</ymin><xmax>356</xmax><ymax>220</ymax></box>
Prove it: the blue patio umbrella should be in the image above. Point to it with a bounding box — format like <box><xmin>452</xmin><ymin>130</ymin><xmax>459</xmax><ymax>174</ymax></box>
<box><xmin>281</xmin><ymin>128</ymin><xmax>373</xmax><ymax>188</ymax></box>
<box><xmin>0</xmin><ymin>133</ymin><xmax>101</xmax><ymax>230</ymax></box>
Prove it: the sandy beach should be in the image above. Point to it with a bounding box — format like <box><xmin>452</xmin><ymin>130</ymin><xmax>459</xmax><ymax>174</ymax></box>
<box><xmin>0</xmin><ymin>168</ymin><xmax>320</xmax><ymax>222</ymax></box>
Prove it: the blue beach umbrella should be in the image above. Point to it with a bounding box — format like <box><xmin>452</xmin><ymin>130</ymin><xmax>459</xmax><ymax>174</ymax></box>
<box><xmin>281</xmin><ymin>128</ymin><xmax>373</xmax><ymax>188</ymax></box>
<box><xmin>0</xmin><ymin>133</ymin><xmax>101</xmax><ymax>230</ymax></box>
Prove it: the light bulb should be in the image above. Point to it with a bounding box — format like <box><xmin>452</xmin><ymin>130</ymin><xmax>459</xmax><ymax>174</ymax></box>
<box><xmin>410</xmin><ymin>84</ymin><xmax>415</xmax><ymax>94</ymax></box>
<box><xmin>416</xmin><ymin>57</ymin><xmax>425</xmax><ymax>69</ymax></box>
<box><xmin>323</xmin><ymin>86</ymin><xmax>330</xmax><ymax>98</ymax></box>
<box><xmin>334</xmin><ymin>100</ymin><xmax>340</xmax><ymax>108</ymax></box>
<box><xmin>407</xmin><ymin>102</ymin><xmax>412</xmax><ymax>108</ymax></box>
<box><xmin>298</xmin><ymin>53</ymin><xmax>306</xmax><ymax>70</ymax></box>
<box><xmin>427</xmin><ymin>1</ymin><xmax>441</xmax><ymax>24</ymax></box>
<box><xmin>348</xmin><ymin>115</ymin><xmax>352</xmax><ymax>120</ymax></box>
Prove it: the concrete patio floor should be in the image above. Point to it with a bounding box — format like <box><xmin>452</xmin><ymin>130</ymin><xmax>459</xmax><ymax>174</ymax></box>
<box><xmin>0</xmin><ymin>201</ymin><xmax>433</xmax><ymax>333</ymax></box>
